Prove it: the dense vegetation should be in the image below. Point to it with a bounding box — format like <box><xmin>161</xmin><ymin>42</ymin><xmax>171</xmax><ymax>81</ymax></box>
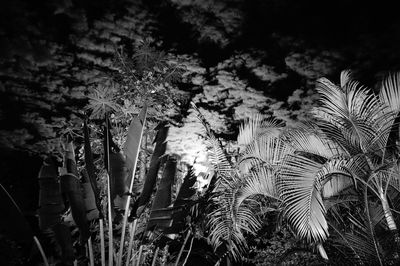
<box><xmin>2</xmin><ymin>1</ymin><xmax>400</xmax><ymax>265</ymax></box>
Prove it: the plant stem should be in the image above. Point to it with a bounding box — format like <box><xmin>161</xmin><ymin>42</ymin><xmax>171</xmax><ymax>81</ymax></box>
<box><xmin>136</xmin><ymin>245</ymin><xmax>144</xmax><ymax>266</ymax></box>
<box><xmin>100</xmin><ymin>219</ymin><xmax>106</xmax><ymax>266</ymax></box>
<box><xmin>125</xmin><ymin>220</ymin><xmax>138</xmax><ymax>266</ymax></box>
<box><xmin>182</xmin><ymin>235</ymin><xmax>194</xmax><ymax>266</ymax></box>
<box><xmin>88</xmin><ymin>237</ymin><xmax>94</xmax><ymax>266</ymax></box>
<box><xmin>175</xmin><ymin>230</ymin><xmax>191</xmax><ymax>266</ymax></box>
<box><xmin>33</xmin><ymin>236</ymin><xmax>49</xmax><ymax>266</ymax></box>
<box><xmin>107</xmin><ymin>172</ymin><xmax>113</xmax><ymax>266</ymax></box>
<box><xmin>151</xmin><ymin>247</ymin><xmax>159</xmax><ymax>266</ymax></box>
<box><xmin>105</xmin><ymin>115</ymin><xmax>113</xmax><ymax>266</ymax></box>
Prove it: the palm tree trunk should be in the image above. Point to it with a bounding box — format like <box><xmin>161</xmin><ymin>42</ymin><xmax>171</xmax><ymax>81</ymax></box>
<box><xmin>380</xmin><ymin>191</ymin><xmax>400</xmax><ymax>261</ymax></box>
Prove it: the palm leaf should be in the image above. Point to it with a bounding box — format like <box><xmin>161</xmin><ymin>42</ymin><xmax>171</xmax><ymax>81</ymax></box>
<box><xmin>191</xmin><ymin>103</ymin><xmax>234</xmax><ymax>187</ymax></box>
<box><xmin>236</xmin><ymin>166</ymin><xmax>279</xmax><ymax>208</ymax></box>
<box><xmin>239</xmin><ymin>133</ymin><xmax>293</xmax><ymax>174</ymax></box>
<box><xmin>379</xmin><ymin>72</ymin><xmax>400</xmax><ymax>114</ymax></box>
<box><xmin>278</xmin><ymin>154</ymin><xmax>328</xmax><ymax>243</ymax></box>
<box><xmin>313</xmin><ymin>77</ymin><xmax>388</xmax><ymax>156</ymax></box>
<box><xmin>237</xmin><ymin>114</ymin><xmax>282</xmax><ymax>151</ymax></box>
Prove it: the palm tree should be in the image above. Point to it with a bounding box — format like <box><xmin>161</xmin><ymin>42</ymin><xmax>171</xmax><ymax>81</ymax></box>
<box><xmin>279</xmin><ymin>71</ymin><xmax>400</xmax><ymax>262</ymax></box>
<box><xmin>196</xmin><ymin>71</ymin><xmax>400</xmax><ymax>263</ymax></box>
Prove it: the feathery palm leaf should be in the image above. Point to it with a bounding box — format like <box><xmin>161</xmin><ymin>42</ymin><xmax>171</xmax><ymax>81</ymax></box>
<box><xmin>279</xmin><ymin>153</ymin><xmax>328</xmax><ymax>242</ymax></box>
<box><xmin>237</xmin><ymin>114</ymin><xmax>282</xmax><ymax>151</ymax></box>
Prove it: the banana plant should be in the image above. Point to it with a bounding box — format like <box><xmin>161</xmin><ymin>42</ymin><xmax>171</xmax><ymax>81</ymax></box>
<box><xmin>60</xmin><ymin>136</ymin><xmax>90</xmax><ymax>244</ymax></box>
<box><xmin>129</xmin><ymin>121</ymin><xmax>169</xmax><ymax>219</ymax></box>
<box><xmin>37</xmin><ymin>156</ymin><xmax>73</xmax><ymax>265</ymax></box>
<box><xmin>147</xmin><ymin>156</ymin><xmax>177</xmax><ymax>230</ymax></box>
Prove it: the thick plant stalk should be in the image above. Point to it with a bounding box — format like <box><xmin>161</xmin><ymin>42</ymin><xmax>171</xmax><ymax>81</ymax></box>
<box><xmin>100</xmin><ymin>219</ymin><xmax>106</xmax><ymax>266</ymax></box>
<box><xmin>33</xmin><ymin>236</ymin><xmax>49</xmax><ymax>266</ymax></box>
<box><xmin>174</xmin><ymin>229</ymin><xmax>191</xmax><ymax>266</ymax></box>
<box><xmin>105</xmin><ymin>115</ymin><xmax>114</xmax><ymax>266</ymax></box>
<box><xmin>106</xmin><ymin>173</ymin><xmax>113</xmax><ymax>266</ymax></box>
<box><xmin>88</xmin><ymin>237</ymin><xmax>94</xmax><ymax>266</ymax></box>
<box><xmin>151</xmin><ymin>247</ymin><xmax>159</xmax><ymax>266</ymax></box>
<box><xmin>136</xmin><ymin>245</ymin><xmax>144</xmax><ymax>266</ymax></box>
<box><xmin>125</xmin><ymin>220</ymin><xmax>138</xmax><ymax>266</ymax></box>
<box><xmin>118</xmin><ymin>107</ymin><xmax>147</xmax><ymax>266</ymax></box>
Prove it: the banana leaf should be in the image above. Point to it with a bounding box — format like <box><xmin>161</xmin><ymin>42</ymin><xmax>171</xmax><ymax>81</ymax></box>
<box><xmin>110</xmin><ymin>152</ymin><xmax>129</xmax><ymax>211</ymax></box>
<box><xmin>123</xmin><ymin>103</ymin><xmax>147</xmax><ymax>172</ymax></box>
<box><xmin>103</xmin><ymin>115</ymin><xmax>129</xmax><ymax>209</ymax></box>
<box><xmin>83</xmin><ymin>119</ymin><xmax>102</xmax><ymax>217</ymax></box>
<box><xmin>147</xmin><ymin>157</ymin><xmax>177</xmax><ymax>230</ymax></box>
<box><xmin>103</xmin><ymin>114</ymin><xmax>120</xmax><ymax>172</ymax></box>
<box><xmin>164</xmin><ymin>167</ymin><xmax>197</xmax><ymax>234</ymax></box>
<box><xmin>38</xmin><ymin>157</ymin><xmax>65</xmax><ymax>229</ymax></box>
<box><xmin>0</xmin><ymin>183</ymin><xmax>33</xmax><ymax>253</ymax></box>
<box><xmin>81</xmin><ymin>169</ymin><xmax>99</xmax><ymax>221</ymax></box>
<box><xmin>60</xmin><ymin>141</ymin><xmax>90</xmax><ymax>243</ymax></box>
<box><xmin>38</xmin><ymin>157</ymin><xmax>74</xmax><ymax>264</ymax></box>
<box><xmin>130</xmin><ymin>121</ymin><xmax>169</xmax><ymax>219</ymax></box>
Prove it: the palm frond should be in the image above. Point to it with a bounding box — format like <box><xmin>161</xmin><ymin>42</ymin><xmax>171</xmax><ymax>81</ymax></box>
<box><xmin>237</xmin><ymin>114</ymin><xmax>282</xmax><ymax>151</ymax></box>
<box><xmin>313</xmin><ymin>78</ymin><xmax>385</xmax><ymax>154</ymax></box>
<box><xmin>278</xmin><ymin>154</ymin><xmax>328</xmax><ymax>243</ymax></box>
<box><xmin>191</xmin><ymin>103</ymin><xmax>234</xmax><ymax>187</ymax></box>
<box><xmin>379</xmin><ymin>72</ymin><xmax>400</xmax><ymax>114</ymax></box>
<box><xmin>236</xmin><ymin>166</ymin><xmax>279</xmax><ymax>208</ymax></box>
<box><xmin>283</xmin><ymin>123</ymin><xmax>343</xmax><ymax>158</ymax></box>
<box><xmin>340</xmin><ymin>69</ymin><xmax>353</xmax><ymax>88</ymax></box>
<box><xmin>239</xmin><ymin>134</ymin><xmax>293</xmax><ymax>173</ymax></box>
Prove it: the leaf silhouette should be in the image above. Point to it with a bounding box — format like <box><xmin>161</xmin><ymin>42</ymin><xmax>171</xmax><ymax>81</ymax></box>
<box><xmin>130</xmin><ymin>121</ymin><xmax>169</xmax><ymax>218</ymax></box>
